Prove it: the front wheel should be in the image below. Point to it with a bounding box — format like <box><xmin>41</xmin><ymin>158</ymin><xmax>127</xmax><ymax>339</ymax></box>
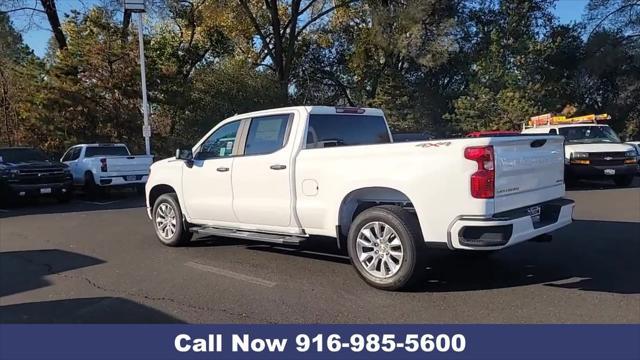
<box><xmin>614</xmin><ymin>175</ymin><xmax>634</xmax><ymax>187</ymax></box>
<box><xmin>347</xmin><ymin>205</ymin><xmax>426</xmax><ymax>291</ymax></box>
<box><xmin>152</xmin><ymin>193</ymin><xmax>193</xmax><ymax>246</ymax></box>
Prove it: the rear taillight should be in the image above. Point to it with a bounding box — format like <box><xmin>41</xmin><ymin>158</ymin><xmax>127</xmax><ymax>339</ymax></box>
<box><xmin>100</xmin><ymin>158</ymin><xmax>108</xmax><ymax>172</ymax></box>
<box><xmin>464</xmin><ymin>145</ymin><xmax>495</xmax><ymax>199</ymax></box>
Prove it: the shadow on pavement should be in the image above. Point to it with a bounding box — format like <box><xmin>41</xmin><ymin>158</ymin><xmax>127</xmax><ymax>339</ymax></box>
<box><xmin>411</xmin><ymin>219</ymin><xmax>640</xmax><ymax>294</ymax></box>
<box><xmin>0</xmin><ymin>249</ymin><xmax>183</xmax><ymax>323</ymax></box>
<box><xmin>0</xmin><ymin>190</ymin><xmax>145</xmax><ymax>219</ymax></box>
<box><xmin>190</xmin><ymin>219</ymin><xmax>639</xmax><ymax>295</ymax></box>
<box><xmin>0</xmin><ymin>249</ymin><xmax>105</xmax><ymax>297</ymax></box>
<box><xmin>0</xmin><ymin>297</ymin><xmax>183</xmax><ymax>323</ymax></box>
<box><xmin>191</xmin><ymin>236</ymin><xmax>351</xmax><ymax>264</ymax></box>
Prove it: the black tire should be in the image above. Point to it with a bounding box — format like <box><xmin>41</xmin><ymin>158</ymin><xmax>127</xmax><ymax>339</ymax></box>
<box><xmin>0</xmin><ymin>186</ymin><xmax>14</xmax><ymax>207</ymax></box>
<box><xmin>57</xmin><ymin>191</ymin><xmax>73</xmax><ymax>203</ymax></box>
<box><xmin>152</xmin><ymin>193</ymin><xmax>193</xmax><ymax>246</ymax></box>
<box><xmin>84</xmin><ymin>172</ymin><xmax>99</xmax><ymax>199</ymax></box>
<box><xmin>613</xmin><ymin>175</ymin><xmax>633</xmax><ymax>187</ymax></box>
<box><xmin>564</xmin><ymin>171</ymin><xmax>578</xmax><ymax>187</ymax></box>
<box><xmin>347</xmin><ymin>205</ymin><xmax>426</xmax><ymax>291</ymax></box>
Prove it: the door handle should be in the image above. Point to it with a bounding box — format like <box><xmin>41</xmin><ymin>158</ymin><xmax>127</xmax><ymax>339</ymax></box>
<box><xmin>216</xmin><ymin>167</ymin><xmax>229</xmax><ymax>172</ymax></box>
<box><xmin>270</xmin><ymin>164</ymin><xmax>287</xmax><ymax>170</ymax></box>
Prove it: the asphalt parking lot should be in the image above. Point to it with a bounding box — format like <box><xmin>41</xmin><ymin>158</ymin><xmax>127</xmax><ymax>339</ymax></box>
<box><xmin>1</xmin><ymin>180</ymin><xmax>639</xmax><ymax>324</ymax></box>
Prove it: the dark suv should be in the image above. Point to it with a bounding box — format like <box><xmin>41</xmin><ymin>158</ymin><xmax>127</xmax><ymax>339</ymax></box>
<box><xmin>0</xmin><ymin>147</ymin><xmax>73</xmax><ymax>205</ymax></box>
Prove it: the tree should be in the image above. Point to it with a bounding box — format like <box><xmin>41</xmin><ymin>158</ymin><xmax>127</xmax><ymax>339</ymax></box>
<box><xmin>234</xmin><ymin>0</ymin><xmax>358</xmax><ymax>99</ymax></box>
<box><xmin>293</xmin><ymin>0</ymin><xmax>461</xmax><ymax>133</ymax></box>
<box><xmin>0</xmin><ymin>12</ymin><xmax>45</xmax><ymax>146</ymax></box>
<box><xmin>585</xmin><ymin>0</ymin><xmax>640</xmax><ymax>39</ymax></box>
<box><xmin>0</xmin><ymin>0</ymin><xmax>67</xmax><ymax>50</ymax></box>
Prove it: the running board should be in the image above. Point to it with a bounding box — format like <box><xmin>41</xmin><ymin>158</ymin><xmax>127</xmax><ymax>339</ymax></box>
<box><xmin>191</xmin><ymin>227</ymin><xmax>306</xmax><ymax>245</ymax></box>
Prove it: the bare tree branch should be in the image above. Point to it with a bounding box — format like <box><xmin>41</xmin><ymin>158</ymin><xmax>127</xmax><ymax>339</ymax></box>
<box><xmin>588</xmin><ymin>1</ymin><xmax>640</xmax><ymax>39</ymax></box>
<box><xmin>296</xmin><ymin>0</ymin><xmax>357</xmax><ymax>37</ymax></box>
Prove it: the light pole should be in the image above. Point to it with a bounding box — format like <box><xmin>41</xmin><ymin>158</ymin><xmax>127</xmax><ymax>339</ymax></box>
<box><xmin>124</xmin><ymin>0</ymin><xmax>151</xmax><ymax>155</ymax></box>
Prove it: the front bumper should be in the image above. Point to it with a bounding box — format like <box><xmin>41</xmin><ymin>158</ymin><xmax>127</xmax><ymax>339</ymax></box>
<box><xmin>6</xmin><ymin>181</ymin><xmax>73</xmax><ymax>197</ymax></box>
<box><xmin>447</xmin><ymin>198</ymin><xmax>575</xmax><ymax>251</ymax></box>
<box><xmin>567</xmin><ymin>163</ymin><xmax>638</xmax><ymax>178</ymax></box>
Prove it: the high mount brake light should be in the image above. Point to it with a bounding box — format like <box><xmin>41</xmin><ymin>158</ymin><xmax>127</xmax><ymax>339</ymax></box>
<box><xmin>464</xmin><ymin>146</ymin><xmax>495</xmax><ymax>199</ymax></box>
<box><xmin>335</xmin><ymin>107</ymin><xmax>365</xmax><ymax>114</ymax></box>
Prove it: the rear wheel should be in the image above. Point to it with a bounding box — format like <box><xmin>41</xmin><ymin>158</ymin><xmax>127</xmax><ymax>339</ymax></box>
<box><xmin>84</xmin><ymin>172</ymin><xmax>99</xmax><ymax>198</ymax></box>
<box><xmin>614</xmin><ymin>175</ymin><xmax>634</xmax><ymax>187</ymax></box>
<box><xmin>152</xmin><ymin>193</ymin><xmax>192</xmax><ymax>246</ymax></box>
<box><xmin>347</xmin><ymin>205</ymin><xmax>426</xmax><ymax>290</ymax></box>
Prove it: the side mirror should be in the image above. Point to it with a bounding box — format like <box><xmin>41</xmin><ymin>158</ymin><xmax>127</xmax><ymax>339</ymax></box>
<box><xmin>175</xmin><ymin>148</ymin><xmax>193</xmax><ymax>161</ymax></box>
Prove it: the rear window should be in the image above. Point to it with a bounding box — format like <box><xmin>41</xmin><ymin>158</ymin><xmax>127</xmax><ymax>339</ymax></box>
<box><xmin>306</xmin><ymin>115</ymin><xmax>390</xmax><ymax>148</ymax></box>
<box><xmin>84</xmin><ymin>146</ymin><xmax>130</xmax><ymax>157</ymax></box>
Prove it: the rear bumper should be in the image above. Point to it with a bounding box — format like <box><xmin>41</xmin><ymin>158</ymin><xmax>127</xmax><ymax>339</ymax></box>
<box><xmin>567</xmin><ymin>163</ymin><xmax>638</xmax><ymax>178</ymax></box>
<box><xmin>447</xmin><ymin>198</ymin><xmax>575</xmax><ymax>251</ymax></box>
<box><xmin>97</xmin><ymin>174</ymin><xmax>148</xmax><ymax>187</ymax></box>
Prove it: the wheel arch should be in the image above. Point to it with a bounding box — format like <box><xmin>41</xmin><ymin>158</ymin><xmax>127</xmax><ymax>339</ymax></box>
<box><xmin>148</xmin><ymin>184</ymin><xmax>177</xmax><ymax>210</ymax></box>
<box><xmin>337</xmin><ymin>187</ymin><xmax>422</xmax><ymax>239</ymax></box>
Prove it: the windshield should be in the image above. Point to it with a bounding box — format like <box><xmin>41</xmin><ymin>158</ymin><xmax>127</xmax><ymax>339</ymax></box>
<box><xmin>0</xmin><ymin>148</ymin><xmax>49</xmax><ymax>163</ymax></box>
<box><xmin>84</xmin><ymin>146</ymin><xmax>130</xmax><ymax>157</ymax></box>
<box><xmin>558</xmin><ymin>126</ymin><xmax>621</xmax><ymax>144</ymax></box>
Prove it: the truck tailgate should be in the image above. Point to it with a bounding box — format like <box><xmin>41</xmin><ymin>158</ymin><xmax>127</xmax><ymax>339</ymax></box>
<box><xmin>102</xmin><ymin>156</ymin><xmax>153</xmax><ymax>173</ymax></box>
<box><xmin>493</xmin><ymin>136</ymin><xmax>565</xmax><ymax>213</ymax></box>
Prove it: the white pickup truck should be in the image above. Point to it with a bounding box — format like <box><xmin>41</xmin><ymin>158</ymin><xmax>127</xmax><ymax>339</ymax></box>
<box><xmin>61</xmin><ymin>143</ymin><xmax>153</xmax><ymax>195</ymax></box>
<box><xmin>145</xmin><ymin>106</ymin><xmax>575</xmax><ymax>290</ymax></box>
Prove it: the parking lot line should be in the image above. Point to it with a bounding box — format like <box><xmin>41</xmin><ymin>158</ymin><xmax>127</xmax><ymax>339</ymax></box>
<box><xmin>185</xmin><ymin>261</ymin><xmax>277</xmax><ymax>288</ymax></box>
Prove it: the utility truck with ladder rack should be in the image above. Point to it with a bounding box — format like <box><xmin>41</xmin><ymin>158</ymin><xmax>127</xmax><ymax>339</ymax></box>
<box><xmin>522</xmin><ymin>113</ymin><xmax>638</xmax><ymax>187</ymax></box>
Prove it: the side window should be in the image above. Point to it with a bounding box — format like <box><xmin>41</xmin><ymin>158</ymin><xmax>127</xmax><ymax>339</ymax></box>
<box><xmin>244</xmin><ymin>115</ymin><xmax>290</xmax><ymax>156</ymax></box>
<box><xmin>549</xmin><ymin>129</ymin><xmax>558</xmax><ymax>135</ymax></box>
<box><xmin>61</xmin><ymin>147</ymin><xmax>74</xmax><ymax>162</ymax></box>
<box><xmin>195</xmin><ymin>121</ymin><xmax>241</xmax><ymax>160</ymax></box>
<box><xmin>62</xmin><ymin>147</ymin><xmax>80</xmax><ymax>161</ymax></box>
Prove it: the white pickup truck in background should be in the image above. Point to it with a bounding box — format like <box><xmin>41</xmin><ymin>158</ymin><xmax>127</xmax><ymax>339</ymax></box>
<box><xmin>61</xmin><ymin>143</ymin><xmax>153</xmax><ymax>195</ymax></box>
<box><xmin>145</xmin><ymin>106</ymin><xmax>575</xmax><ymax>290</ymax></box>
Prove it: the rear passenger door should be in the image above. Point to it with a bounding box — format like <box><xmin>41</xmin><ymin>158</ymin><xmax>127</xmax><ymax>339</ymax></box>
<box><xmin>231</xmin><ymin>114</ymin><xmax>294</xmax><ymax>229</ymax></box>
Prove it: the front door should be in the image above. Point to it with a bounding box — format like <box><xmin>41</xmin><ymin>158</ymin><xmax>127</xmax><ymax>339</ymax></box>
<box><xmin>232</xmin><ymin>114</ymin><xmax>293</xmax><ymax>228</ymax></box>
<box><xmin>61</xmin><ymin>147</ymin><xmax>82</xmax><ymax>185</ymax></box>
<box><xmin>181</xmin><ymin>120</ymin><xmax>241</xmax><ymax>223</ymax></box>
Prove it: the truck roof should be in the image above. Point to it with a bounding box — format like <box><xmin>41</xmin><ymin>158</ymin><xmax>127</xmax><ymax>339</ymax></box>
<box><xmin>223</xmin><ymin>106</ymin><xmax>385</xmax><ymax>123</ymax></box>
<box><xmin>74</xmin><ymin>143</ymin><xmax>128</xmax><ymax>147</ymax></box>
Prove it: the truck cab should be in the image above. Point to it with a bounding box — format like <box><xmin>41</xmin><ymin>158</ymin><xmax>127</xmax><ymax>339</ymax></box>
<box><xmin>522</xmin><ymin>114</ymin><xmax>638</xmax><ymax>186</ymax></box>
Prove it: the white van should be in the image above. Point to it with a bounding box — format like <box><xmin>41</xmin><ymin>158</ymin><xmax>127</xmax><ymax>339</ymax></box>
<box><xmin>522</xmin><ymin>114</ymin><xmax>638</xmax><ymax>186</ymax></box>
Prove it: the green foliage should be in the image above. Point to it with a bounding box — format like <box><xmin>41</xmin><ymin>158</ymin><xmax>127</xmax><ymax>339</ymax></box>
<box><xmin>2</xmin><ymin>0</ymin><xmax>639</xmax><ymax>156</ymax></box>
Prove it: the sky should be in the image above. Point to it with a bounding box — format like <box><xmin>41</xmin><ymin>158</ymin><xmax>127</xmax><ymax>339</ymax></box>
<box><xmin>7</xmin><ymin>0</ymin><xmax>591</xmax><ymax>58</ymax></box>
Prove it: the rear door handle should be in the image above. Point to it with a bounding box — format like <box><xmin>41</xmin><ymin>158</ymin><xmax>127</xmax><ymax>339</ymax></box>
<box><xmin>270</xmin><ymin>164</ymin><xmax>286</xmax><ymax>170</ymax></box>
<box><xmin>216</xmin><ymin>167</ymin><xmax>229</xmax><ymax>172</ymax></box>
